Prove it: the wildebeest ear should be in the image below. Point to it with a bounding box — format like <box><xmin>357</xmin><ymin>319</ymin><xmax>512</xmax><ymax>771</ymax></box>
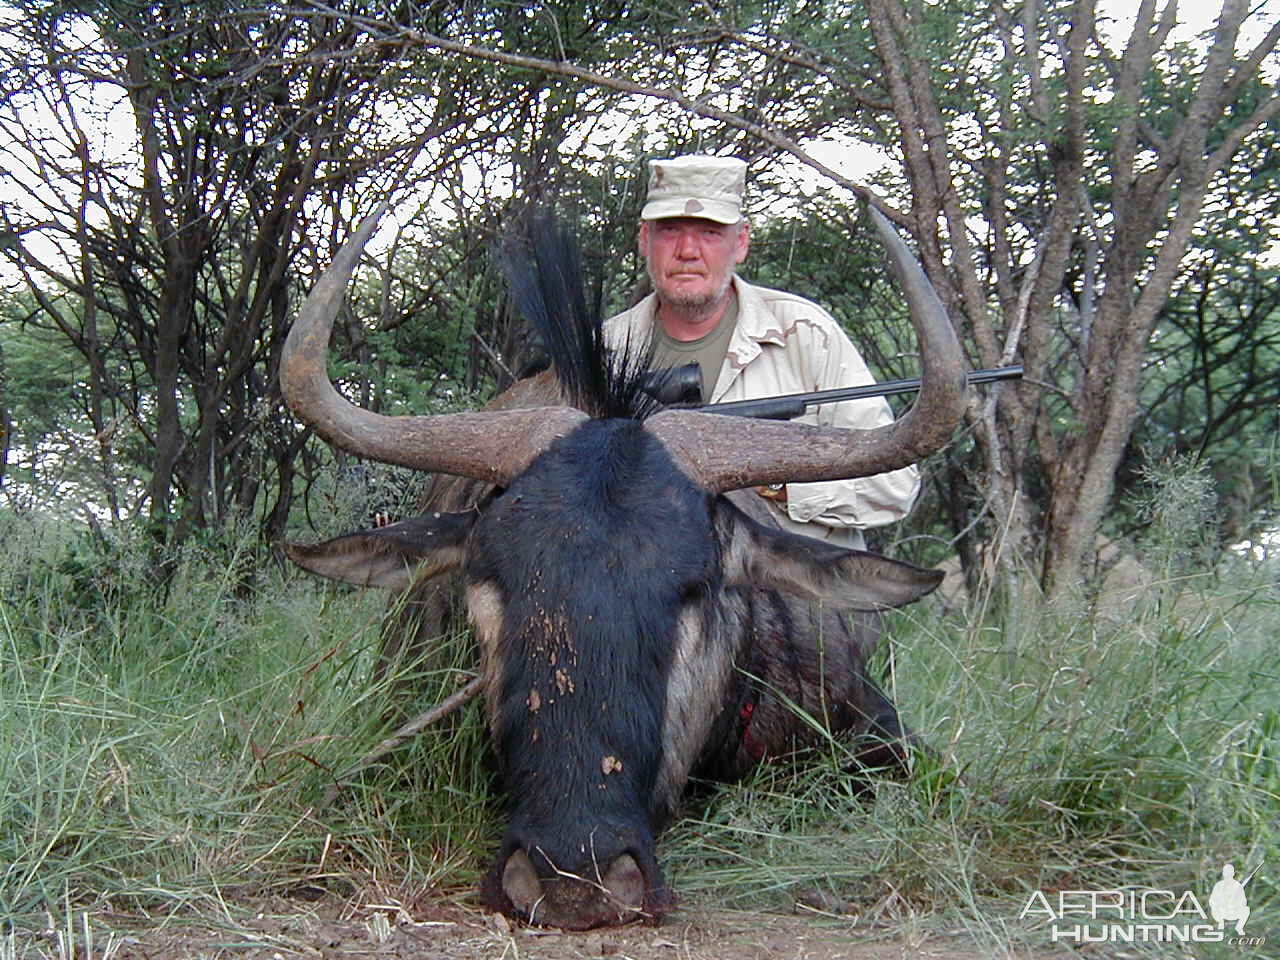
<box><xmin>715</xmin><ymin>499</ymin><xmax>942</xmax><ymax>610</ymax></box>
<box><xmin>285</xmin><ymin>512</ymin><xmax>474</xmax><ymax>591</ymax></box>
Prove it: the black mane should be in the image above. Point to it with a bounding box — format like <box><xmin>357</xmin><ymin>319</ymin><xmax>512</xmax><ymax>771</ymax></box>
<box><xmin>503</xmin><ymin>217</ymin><xmax>659</xmax><ymax>421</ymax></box>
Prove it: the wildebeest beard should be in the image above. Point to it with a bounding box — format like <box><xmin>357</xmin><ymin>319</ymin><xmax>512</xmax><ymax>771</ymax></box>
<box><xmin>281</xmin><ymin>209</ymin><xmax>968</xmax><ymax>931</ymax></box>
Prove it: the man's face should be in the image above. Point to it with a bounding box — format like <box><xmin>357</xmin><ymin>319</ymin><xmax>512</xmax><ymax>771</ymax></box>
<box><xmin>639</xmin><ymin>217</ymin><xmax>750</xmax><ymax>310</ymax></box>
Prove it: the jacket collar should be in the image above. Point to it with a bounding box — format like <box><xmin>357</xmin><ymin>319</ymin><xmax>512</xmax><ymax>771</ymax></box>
<box><xmin>716</xmin><ymin>276</ymin><xmax>787</xmax><ymax>400</ymax></box>
<box><xmin>728</xmin><ymin>276</ymin><xmax>788</xmax><ymax>347</ymax></box>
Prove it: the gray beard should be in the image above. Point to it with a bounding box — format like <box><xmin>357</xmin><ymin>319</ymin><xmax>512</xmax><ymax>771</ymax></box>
<box><xmin>650</xmin><ymin>267</ymin><xmax>733</xmax><ymax>312</ymax></box>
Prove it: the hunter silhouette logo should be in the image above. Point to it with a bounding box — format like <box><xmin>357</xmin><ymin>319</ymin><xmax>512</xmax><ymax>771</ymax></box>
<box><xmin>1209</xmin><ymin>862</ymin><xmax>1258</xmax><ymax>935</ymax></box>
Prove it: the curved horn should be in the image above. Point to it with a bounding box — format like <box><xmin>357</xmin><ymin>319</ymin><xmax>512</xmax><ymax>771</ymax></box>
<box><xmin>647</xmin><ymin>206</ymin><xmax>968</xmax><ymax>493</ymax></box>
<box><xmin>281</xmin><ymin>209</ymin><xmax>586</xmax><ymax>485</ymax></box>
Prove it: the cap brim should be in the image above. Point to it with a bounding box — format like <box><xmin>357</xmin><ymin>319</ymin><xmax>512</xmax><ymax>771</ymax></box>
<box><xmin>640</xmin><ymin>197</ymin><xmax>741</xmax><ymax>224</ymax></box>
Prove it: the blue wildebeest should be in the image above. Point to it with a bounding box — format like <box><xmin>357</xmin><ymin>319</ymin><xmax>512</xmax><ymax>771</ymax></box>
<box><xmin>281</xmin><ymin>209</ymin><xmax>967</xmax><ymax>930</ymax></box>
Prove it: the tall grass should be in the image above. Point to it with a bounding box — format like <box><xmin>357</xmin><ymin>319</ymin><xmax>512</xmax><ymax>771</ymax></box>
<box><xmin>663</xmin><ymin>458</ymin><xmax>1279</xmax><ymax>955</ymax></box>
<box><xmin>661</xmin><ymin>569</ymin><xmax>1277</xmax><ymax>951</ymax></box>
<box><xmin>0</xmin><ymin>471</ymin><xmax>1275</xmax><ymax>955</ymax></box>
<box><xmin>0</xmin><ymin>515</ymin><xmax>495</xmax><ymax>932</ymax></box>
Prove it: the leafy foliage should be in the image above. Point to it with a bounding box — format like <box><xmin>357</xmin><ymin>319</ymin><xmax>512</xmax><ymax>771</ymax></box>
<box><xmin>1</xmin><ymin>0</ymin><xmax>1277</xmax><ymax>591</ymax></box>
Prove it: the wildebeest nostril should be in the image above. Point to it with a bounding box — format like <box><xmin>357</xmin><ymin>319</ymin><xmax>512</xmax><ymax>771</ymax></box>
<box><xmin>501</xmin><ymin>849</ymin><xmax>543</xmax><ymax>917</ymax></box>
<box><xmin>601</xmin><ymin>852</ymin><xmax>645</xmax><ymax>911</ymax></box>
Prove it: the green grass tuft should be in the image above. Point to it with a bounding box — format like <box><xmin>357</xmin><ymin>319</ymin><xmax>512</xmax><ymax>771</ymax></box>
<box><xmin>662</xmin><ymin>559</ymin><xmax>1278</xmax><ymax>954</ymax></box>
<box><xmin>0</xmin><ymin>515</ymin><xmax>497</xmax><ymax>929</ymax></box>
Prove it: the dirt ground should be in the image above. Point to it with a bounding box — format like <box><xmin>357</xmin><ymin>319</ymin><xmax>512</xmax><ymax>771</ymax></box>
<box><xmin>24</xmin><ymin>895</ymin><xmax>1071</xmax><ymax>960</ymax></box>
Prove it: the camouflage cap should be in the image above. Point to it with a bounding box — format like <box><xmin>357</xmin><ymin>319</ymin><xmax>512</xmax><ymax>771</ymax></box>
<box><xmin>641</xmin><ymin>155</ymin><xmax>747</xmax><ymax>223</ymax></box>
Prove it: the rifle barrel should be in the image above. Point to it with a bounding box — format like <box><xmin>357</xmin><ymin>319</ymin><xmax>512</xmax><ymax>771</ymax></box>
<box><xmin>703</xmin><ymin>364</ymin><xmax>1023</xmax><ymax>420</ymax></box>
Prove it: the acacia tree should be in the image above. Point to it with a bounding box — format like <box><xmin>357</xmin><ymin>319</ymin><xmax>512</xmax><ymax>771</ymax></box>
<box><xmin>6</xmin><ymin>0</ymin><xmax>1273</xmax><ymax>592</ymax></box>
<box><xmin>0</xmin><ymin>0</ymin><xmax>598</xmax><ymax>544</ymax></box>
<box><xmin>1</xmin><ymin>1</ymin><xmax>412</xmax><ymax>539</ymax></box>
<box><xmin>860</xmin><ymin>0</ymin><xmax>1280</xmax><ymax>597</ymax></box>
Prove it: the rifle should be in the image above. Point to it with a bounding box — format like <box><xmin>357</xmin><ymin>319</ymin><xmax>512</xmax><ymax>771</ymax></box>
<box><xmin>641</xmin><ymin>362</ymin><xmax>1023</xmax><ymax>419</ymax></box>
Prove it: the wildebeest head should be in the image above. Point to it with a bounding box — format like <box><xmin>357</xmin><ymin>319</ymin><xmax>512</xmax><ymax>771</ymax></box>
<box><xmin>281</xmin><ymin>209</ymin><xmax>967</xmax><ymax>929</ymax></box>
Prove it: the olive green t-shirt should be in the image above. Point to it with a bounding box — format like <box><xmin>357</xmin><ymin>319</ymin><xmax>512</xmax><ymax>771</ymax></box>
<box><xmin>649</xmin><ymin>294</ymin><xmax>739</xmax><ymax>404</ymax></box>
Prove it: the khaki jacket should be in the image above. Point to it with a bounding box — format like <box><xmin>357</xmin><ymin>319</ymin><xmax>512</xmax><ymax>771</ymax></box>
<box><xmin>605</xmin><ymin>276</ymin><xmax>920</xmax><ymax>547</ymax></box>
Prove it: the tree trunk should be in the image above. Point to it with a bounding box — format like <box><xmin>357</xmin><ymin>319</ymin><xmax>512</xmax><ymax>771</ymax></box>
<box><xmin>864</xmin><ymin>0</ymin><xmax>1279</xmax><ymax>601</ymax></box>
